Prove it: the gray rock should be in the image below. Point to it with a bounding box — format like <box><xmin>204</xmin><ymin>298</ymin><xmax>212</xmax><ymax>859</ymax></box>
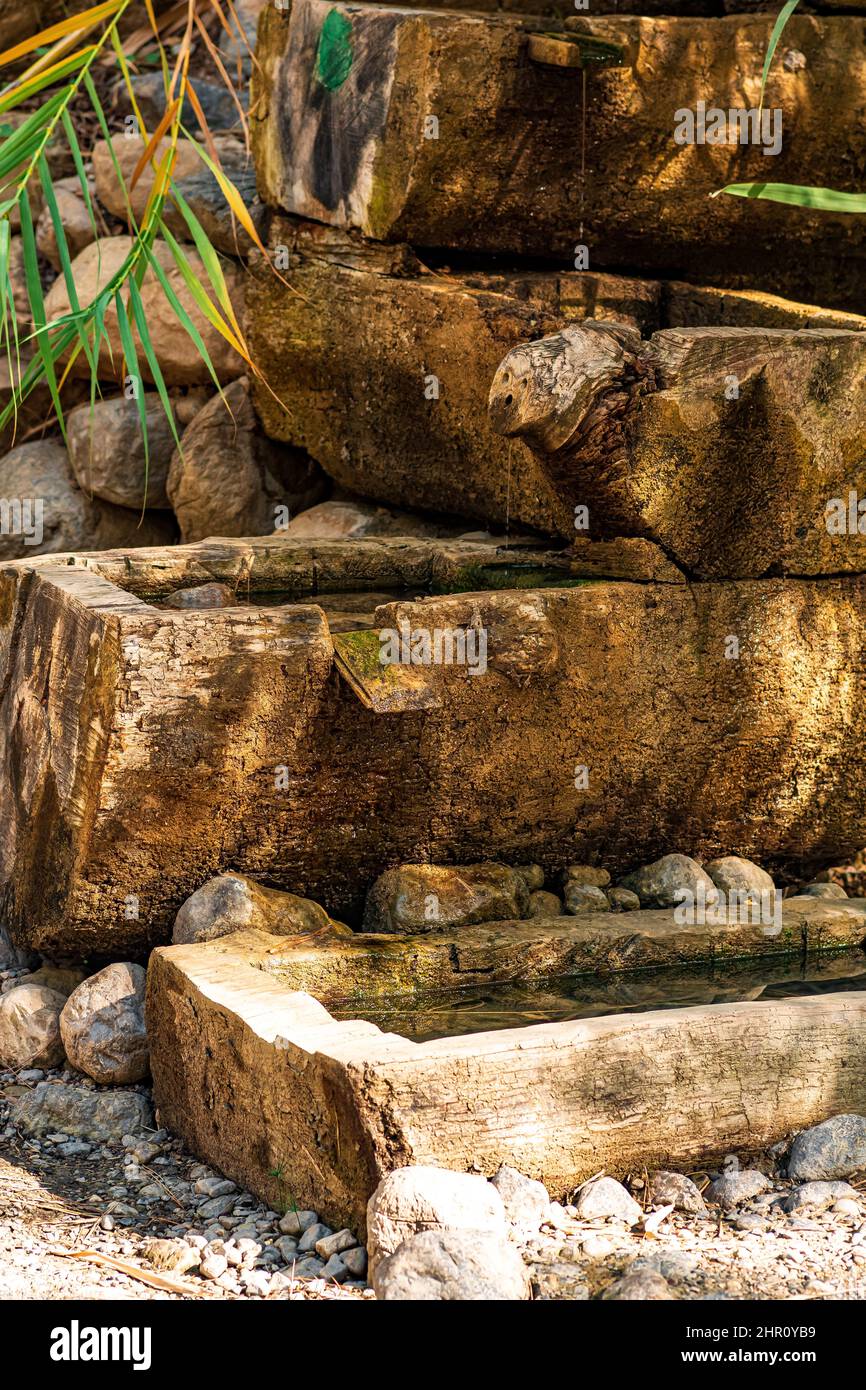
<box><xmin>194</xmin><ymin>1177</ymin><xmax>237</xmax><ymax>1198</ymax></box>
<box><xmin>0</xmin><ymin>984</ymin><xmax>66</xmax><ymax>1070</ymax></box>
<box><xmin>164</xmin><ymin>583</ymin><xmax>236</xmax><ymax>610</ymax></box>
<box><xmin>219</xmin><ymin>0</ymin><xmax>265</xmax><ymax>80</ymax></box>
<box><xmin>66</xmin><ymin>396</ymin><xmax>179</xmax><ymax>509</ymax></box>
<box><xmin>529</xmin><ymin>1261</ymin><xmax>590</xmax><ymax>1301</ymax></box>
<box><xmin>704</xmin><ymin>1169</ymin><xmax>772</xmax><ymax>1210</ymax></box>
<box><xmin>705</xmin><ymin>856</ymin><xmax>774</xmax><ymax>896</ymax></box>
<box><xmin>619</xmin><ymin>853</ymin><xmax>718</xmax><ymax>909</ymax></box>
<box><xmin>648</xmin><ymin>1170</ymin><xmax>707</xmax><ymax>1214</ymax></box>
<box><xmin>35</xmin><ymin>175</ymin><xmax>97</xmax><ymax>270</ymax></box>
<box><xmin>167</xmin><ymin>377</ymin><xmax>326</xmax><ymax>543</ymax></box>
<box><xmin>165</xmin><ymin>164</ymin><xmax>267</xmax><ymax>258</ymax></box>
<box><xmin>564</xmin><ymin>883</ymin><xmax>610</xmax><ymax>914</ymax></box>
<box><xmin>788</xmin><ymin>1114</ymin><xmax>866</xmax><ymax>1180</ymax></box>
<box><xmin>278</xmin><ymin>1208</ymin><xmax>318</xmax><ymax>1237</ymax></box>
<box><xmin>321</xmin><ymin>1253</ymin><xmax>351</xmax><ymax>1283</ymax></box>
<box><xmin>60</xmin><ymin>963</ymin><xmax>149</xmax><ymax>1085</ymax></box>
<box><xmin>198</xmin><ymin>1194</ymin><xmax>237</xmax><ymax>1220</ymax></box>
<box><xmin>798</xmin><ymin>882</ymin><xmax>848</xmax><ymax>900</ymax></box>
<box><xmin>373</xmin><ymin>1230</ymin><xmax>529</xmax><ymax>1301</ymax></box>
<box><xmin>297</xmin><ymin>1222</ymin><xmax>331</xmax><ymax>1254</ymax></box>
<box><xmin>782</xmin><ymin>1180</ymin><xmax>859</xmax><ymax>1213</ymax></box>
<box><xmin>292</xmin><ymin>1256</ymin><xmax>326</xmax><ymax>1280</ymax></box>
<box><xmin>275</xmin><ymin>1236</ymin><xmax>299</xmax><ymax>1262</ymax></box>
<box><xmin>11</xmin><ymin>1082</ymin><xmax>153</xmax><ymax>1141</ymax></box>
<box><xmin>362</xmin><ymin>864</ymin><xmax>529</xmax><ymax>935</ymax></box>
<box><xmin>489</xmin><ymin>1165</ymin><xmax>550</xmax><ymax>1234</ymax></box>
<box><xmin>200</xmin><ymin>1252</ymin><xmax>228</xmax><ymax>1281</ymax></box>
<box><xmin>315</xmin><ymin>1228</ymin><xmax>357</xmax><ymax>1259</ymax></box>
<box><xmin>0</xmin><ymin>440</ymin><xmax>176</xmax><ymax>561</ymax></box>
<box><xmin>367</xmin><ymin>1165</ymin><xmax>508</xmax><ymax>1279</ymax></box>
<box><xmin>342</xmin><ymin>1245</ymin><xmax>368</xmax><ymax>1279</ymax></box>
<box><xmin>173</xmin><ymin>872</ymin><xmax>337</xmax><ymax>945</ymax></box>
<box><xmin>572</xmin><ymin>1176</ymin><xmax>642</xmax><ymax>1224</ymax></box>
<box><xmin>604</xmin><ymin>1268</ymin><xmax>674</xmax><ymax>1301</ymax></box>
<box><xmin>526</xmin><ymin>890</ymin><xmax>562</xmax><ymax>918</ymax></box>
<box><xmin>606</xmin><ymin>886</ymin><xmax>641</xmax><ymax>911</ymax></box>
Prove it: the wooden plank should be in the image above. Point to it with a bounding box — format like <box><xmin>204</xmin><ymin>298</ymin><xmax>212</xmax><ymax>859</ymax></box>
<box><xmin>252</xmin><ymin>5</ymin><xmax>866</xmax><ymax>311</ymax></box>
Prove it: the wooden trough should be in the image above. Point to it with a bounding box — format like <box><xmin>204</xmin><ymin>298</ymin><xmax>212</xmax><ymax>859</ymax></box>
<box><xmin>247</xmin><ymin>222</ymin><xmax>866</xmax><ymax>562</ymax></box>
<box><xmin>147</xmin><ymin>913</ymin><xmax>866</xmax><ymax>1232</ymax></box>
<box><xmin>252</xmin><ymin>4</ymin><xmax>866</xmax><ymax>311</ymax></box>
<box><xmin>6</xmin><ymin>532</ymin><xmax>866</xmax><ymax>956</ymax></box>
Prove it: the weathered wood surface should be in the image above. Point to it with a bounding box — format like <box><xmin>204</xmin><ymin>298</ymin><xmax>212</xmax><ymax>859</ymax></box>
<box><xmin>489</xmin><ymin>321</ymin><xmax>866</xmax><ymax>579</ymax></box>
<box><xmin>147</xmin><ymin>935</ymin><xmax>866</xmax><ymax>1232</ymax></box>
<box><xmin>206</xmin><ymin>900</ymin><xmax>866</xmax><ymax>1007</ymax></box>
<box><xmin>247</xmin><ymin>222</ymin><xmax>866</xmax><ymax>544</ymax></box>
<box><xmin>252</xmin><ymin>6</ymin><xmax>866</xmax><ymax>310</ymax></box>
<box><xmin>5</xmin><ymin>537</ymin><xmax>866</xmax><ymax>953</ymax></box>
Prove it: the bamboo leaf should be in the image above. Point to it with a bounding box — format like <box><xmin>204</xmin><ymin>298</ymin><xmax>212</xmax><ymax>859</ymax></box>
<box><xmin>0</xmin><ymin>49</ymin><xmax>96</xmax><ymax>114</ymax></box>
<box><xmin>0</xmin><ymin>0</ymin><xmax>123</xmax><ymax>69</ymax></box>
<box><xmin>114</xmin><ymin>287</ymin><xmax>150</xmax><ymax>510</ymax></box>
<box><xmin>187</xmin><ymin>136</ymin><xmax>270</xmax><ymax>260</ymax></box>
<box><xmin>143</xmin><ymin>242</ymin><xmax>227</xmax><ymax>397</ymax></box>
<box><xmin>159</xmin><ymin>222</ymin><xmax>250</xmax><ymax>360</ymax></box>
<box><xmin>17</xmin><ymin>187</ymin><xmax>65</xmax><ymax>438</ymax></box>
<box><xmin>759</xmin><ymin>0</ymin><xmax>801</xmax><ymax>112</ymax></box>
<box><xmin>716</xmin><ymin>181</ymin><xmax>866</xmax><ymax>213</ymax></box>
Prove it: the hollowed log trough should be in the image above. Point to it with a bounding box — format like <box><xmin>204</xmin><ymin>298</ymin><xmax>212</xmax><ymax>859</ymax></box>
<box><xmin>147</xmin><ymin>913</ymin><xmax>866</xmax><ymax>1233</ymax></box>
<box><xmin>5</xmin><ymin>533</ymin><xmax>866</xmax><ymax>956</ymax></box>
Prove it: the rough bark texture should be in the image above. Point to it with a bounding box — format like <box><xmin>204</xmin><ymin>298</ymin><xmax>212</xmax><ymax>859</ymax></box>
<box><xmin>147</xmin><ymin>934</ymin><xmax>866</xmax><ymax>1233</ymax></box>
<box><xmin>252</xmin><ymin>6</ymin><xmax>866</xmax><ymax>311</ymax></box>
<box><xmin>247</xmin><ymin>222</ymin><xmax>866</xmax><ymax>542</ymax></box>
<box><xmin>489</xmin><ymin>321</ymin><xmax>866</xmax><ymax>579</ymax></box>
<box><xmin>5</xmin><ymin>536</ymin><xmax>866</xmax><ymax>954</ymax></box>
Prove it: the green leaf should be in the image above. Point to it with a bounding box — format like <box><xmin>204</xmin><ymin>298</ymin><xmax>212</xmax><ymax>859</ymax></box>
<box><xmin>759</xmin><ymin>0</ymin><xmax>801</xmax><ymax>112</ymax></box>
<box><xmin>718</xmin><ymin>181</ymin><xmax>866</xmax><ymax>213</ymax></box>
<box><xmin>143</xmin><ymin>241</ymin><xmax>225</xmax><ymax>397</ymax></box>
<box><xmin>17</xmin><ymin>186</ymin><xmax>66</xmax><ymax>439</ymax></box>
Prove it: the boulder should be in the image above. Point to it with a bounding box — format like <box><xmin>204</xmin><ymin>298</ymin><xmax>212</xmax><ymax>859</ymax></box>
<box><xmin>572</xmin><ymin>1176</ymin><xmax>642</xmax><ymax>1225</ymax></box>
<box><xmin>0</xmin><ymin>984</ymin><xmax>66</xmax><ymax>1069</ymax></box>
<box><xmin>782</xmin><ymin>1180</ymin><xmax>859</xmax><ymax>1214</ymax></box>
<box><xmin>60</xmin><ymin>962</ymin><xmax>149</xmax><ymax>1085</ymax></box>
<box><xmin>373</xmin><ymin>1229</ymin><xmax>529</xmax><ymax>1301</ymax></box>
<box><xmin>92</xmin><ymin>134</ymin><xmax>244</xmax><ymax>226</ymax></box>
<box><xmin>787</xmin><ymin>1114</ymin><xmax>866</xmax><ymax>1181</ymax></box>
<box><xmin>166</xmin><ymin>377</ymin><xmax>326</xmax><ymax>541</ymax></box>
<box><xmin>163</xmin><ymin>583</ymin><xmax>236</xmax><ymax>609</ymax></box>
<box><xmin>172</xmin><ymin>873</ymin><xmax>346</xmax><ymax>945</ymax></box>
<box><xmin>282</xmin><ymin>500</ymin><xmax>446</xmax><ymax>541</ymax></box>
<box><xmin>606</xmin><ymin>887</ymin><xmax>641</xmax><ymax>912</ymax></box>
<box><xmin>648</xmin><ymin>1170</ymin><xmax>707</xmax><ymax>1214</ymax></box>
<box><xmin>366</xmin><ymin>1166</ymin><xmax>508</xmax><ymax>1279</ymax></box>
<box><xmin>562</xmin><ymin>865</ymin><xmax>611</xmax><ymax>889</ymax></box>
<box><xmin>362</xmin><ymin>863</ymin><xmax>530</xmax><ymax>934</ymax></box>
<box><xmin>704</xmin><ymin>1169</ymin><xmax>772</xmax><ymax>1210</ymax></box>
<box><xmin>564</xmin><ymin>883</ymin><xmax>610</xmax><ymax>915</ymax></box>
<box><xmin>4</xmin><ymin>964</ymin><xmax>86</xmax><ymax>998</ymax></box>
<box><xmin>705</xmin><ymin>856</ymin><xmax>775</xmax><ymax>897</ymax></box>
<box><xmin>0</xmin><ymin>441</ymin><xmax>176</xmax><ymax>560</ymax></box>
<box><xmin>66</xmin><ymin>396</ymin><xmax>180</xmax><ymax>510</ymax></box>
<box><xmin>619</xmin><ymin>854</ymin><xmax>718</xmax><ymax>910</ymax></box>
<box><xmin>489</xmin><ymin>1165</ymin><xmax>550</xmax><ymax>1235</ymax></box>
<box><xmin>526</xmin><ymin>890</ymin><xmax>562</xmax><ymax>918</ymax></box>
<box><xmin>35</xmin><ymin>176</ymin><xmax>97</xmax><ymax>270</ymax></box>
<box><xmin>799</xmin><ymin>882</ymin><xmax>848</xmax><ymax>900</ymax></box>
<box><xmin>44</xmin><ymin>237</ymin><xmax>245</xmax><ymax>387</ymax></box>
<box><xmin>11</xmin><ymin>1081</ymin><xmax>153</xmax><ymax>1142</ymax></box>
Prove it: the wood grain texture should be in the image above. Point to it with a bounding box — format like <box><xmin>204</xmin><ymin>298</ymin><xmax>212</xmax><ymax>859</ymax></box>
<box><xmin>147</xmin><ymin>933</ymin><xmax>866</xmax><ymax>1232</ymax></box>
<box><xmin>5</xmin><ymin>537</ymin><xmax>866</xmax><ymax>953</ymax></box>
<box><xmin>253</xmin><ymin>5</ymin><xmax>866</xmax><ymax>311</ymax></box>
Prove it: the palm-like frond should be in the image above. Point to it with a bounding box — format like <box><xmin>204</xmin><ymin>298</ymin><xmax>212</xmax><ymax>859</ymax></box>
<box><xmin>0</xmin><ymin>0</ymin><xmax>266</xmax><ymax>474</ymax></box>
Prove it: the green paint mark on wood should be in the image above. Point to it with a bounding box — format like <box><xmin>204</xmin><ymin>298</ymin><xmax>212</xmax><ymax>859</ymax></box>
<box><xmin>315</xmin><ymin>9</ymin><xmax>353</xmax><ymax>91</ymax></box>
